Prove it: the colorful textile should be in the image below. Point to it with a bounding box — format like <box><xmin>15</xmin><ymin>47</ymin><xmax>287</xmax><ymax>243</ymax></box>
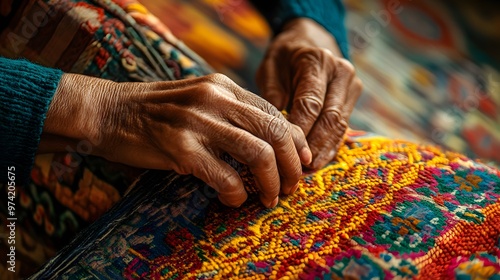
<box><xmin>31</xmin><ymin>131</ymin><xmax>500</xmax><ymax>279</ymax></box>
<box><xmin>344</xmin><ymin>0</ymin><xmax>500</xmax><ymax>166</ymax></box>
<box><xmin>138</xmin><ymin>0</ymin><xmax>500</xmax><ymax>165</ymax></box>
<box><xmin>0</xmin><ymin>0</ymin><xmax>208</xmax><ymax>277</ymax></box>
<box><xmin>1</xmin><ymin>1</ymin><xmax>499</xmax><ymax>278</ymax></box>
<box><xmin>0</xmin><ymin>0</ymin><xmax>211</xmax><ymax>81</ymax></box>
<box><xmin>0</xmin><ymin>1</ymin><xmax>348</xmax><ymax>277</ymax></box>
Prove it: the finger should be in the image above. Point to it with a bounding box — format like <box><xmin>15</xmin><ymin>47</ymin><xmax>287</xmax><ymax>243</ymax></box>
<box><xmin>334</xmin><ymin>77</ymin><xmax>363</xmax><ymax>150</ymax></box>
<box><xmin>287</xmin><ymin>51</ymin><xmax>329</xmax><ymax>137</ymax></box>
<box><xmin>291</xmin><ymin>124</ymin><xmax>312</xmax><ymax>166</ymax></box>
<box><xmin>215</xmin><ymin>125</ymin><xmax>281</xmax><ymax>207</ymax></box>
<box><xmin>342</xmin><ymin>77</ymin><xmax>363</xmax><ymax>122</ymax></box>
<box><xmin>205</xmin><ymin>73</ymin><xmax>311</xmax><ymax>170</ymax></box>
<box><xmin>236</xmin><ymin>90</ymin><xmax>312</xmax><ymax>167</ymax></box>
<box><xmin>307</xmin><ymin>60</ymin><xmax>356</xmax><ymax>169</ymax></box>
<box><xmin>256</xmin><ymin>56</ymin><xmax>289</xmax><ymax>110</ymax></box>
<box><xmin>228</xmin><ymin>85</ymin><xmax>312</xmax><ymax>171</ymax></box>
<box><xmin>227</xmin><ymin>103</ymin><xmax>302</xmax><ymax>195</ymax></box>
<box><xmin>189</xmin><ymin>151</ymin><xmax>248</xmax><ymax>207</ymax></box>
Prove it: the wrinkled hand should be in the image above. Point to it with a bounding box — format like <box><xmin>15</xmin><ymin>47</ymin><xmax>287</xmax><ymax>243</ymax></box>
<box><xmin>257</xmin><ymin>18</ymin><xmax>362</xmax><ymax>169</ymax></box>
<box><xmin>43</xmin><ymin>73</ymin><xmax>312</xmax><ymax>208</ymax></box>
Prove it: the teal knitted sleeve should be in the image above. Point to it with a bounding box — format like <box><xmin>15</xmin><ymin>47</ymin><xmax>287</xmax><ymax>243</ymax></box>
<box><xmin>0</xmin><ymin>57</ymin><xmax>63</xmax><ymax>184</ymax></box>
<box><xmin>250</xmin><ymin>0</ymin><xmax>350</xmax><ymax>59</ymax></box>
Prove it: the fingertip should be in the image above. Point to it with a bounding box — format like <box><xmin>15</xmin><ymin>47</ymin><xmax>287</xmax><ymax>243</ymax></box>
<box><xmin>217</xmin><ymin>172</ymin><xmax>248</xmax><ymax>208</ymax></box>
<box><xmin>291</xmin><ymin>124</ymin><xmax>313</xmax><ymax>165</ymax></box>
<box><xmin>290</xmin><ymin>182</ymin><xmax>300</xmax><ymax>195</ymax></box>
<box><xmin>256</xmin><ymin>183</ymin><xmax>276</xmax><ymax>208</ymax></box>
<box><xmin>268</xmin><ymin>196</ymin><xmax>279</xmax><ymax>208</ymax></box>
<box><xmin>219</xmin><ymin>193</ymin><xmax>247</xmax><ymax>208</ymax></box>
<box><xmin>300</xmin><ymin>147</ymin><xmax>312</xmax><ymax>165</ymax></box>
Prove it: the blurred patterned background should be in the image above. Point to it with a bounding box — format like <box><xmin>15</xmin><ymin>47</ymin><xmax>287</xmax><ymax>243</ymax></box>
<box><xmin>129</xmin><ymin>0</ymin><xmax>500</xmax><ymax>164</ymax></box>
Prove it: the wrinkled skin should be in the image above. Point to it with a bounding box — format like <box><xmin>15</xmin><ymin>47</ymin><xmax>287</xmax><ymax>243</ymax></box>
<box><xmin>42</xmin><ymin>73</ymin><xmax>311</xmax><ymax>208</ymax></box>
<box><xmin>257</xmin><ymin>18</ymin><xmax>363</xmax><ymax>169</ymax></box>
<box><xmin>41</xmin><ymin>18</ymin><xmax>361</xmax><ymax>209</ymax></box>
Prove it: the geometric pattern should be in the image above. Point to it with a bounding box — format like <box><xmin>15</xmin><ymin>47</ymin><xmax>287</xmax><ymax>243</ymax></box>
<box><xmin>31</xmin><ymin>131</ymin><xmax>500</xmax><ymax>279</ymax></box>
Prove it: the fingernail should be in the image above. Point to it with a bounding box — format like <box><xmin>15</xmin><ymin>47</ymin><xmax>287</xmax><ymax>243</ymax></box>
<box><xmin>329</xmin><ymin>149</ymin><xmax>336</xmax><ymax>159</ymax></box>
<box><xmin>300</xmin><ymin>147</ymin><xmax>312</xmax><ymax>165</ymax></box>
<box><xmin>268</xmin><ymin>197</ymin><xmax>279</xmax><ymax>208</ymax></box>
<box><xmin>290</xmin><ymin>182</ymin><xmax>299</xmax><ymax>194</ymax></box>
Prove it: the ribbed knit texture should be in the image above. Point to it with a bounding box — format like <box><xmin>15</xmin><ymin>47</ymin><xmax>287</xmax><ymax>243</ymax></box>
<box><xmin>251</xmin><ymin>0</ymin><xmax>349</xmax><ymax>59</ymax></box>
<box><xmin>0</xmin><ymin>57</ymin><xmax>63</xmax><ymax>184</ymax></box>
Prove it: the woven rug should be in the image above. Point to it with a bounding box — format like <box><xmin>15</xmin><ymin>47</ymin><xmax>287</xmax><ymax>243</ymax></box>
<box><xmin>31</xmin><ymin>131</ymin><xmax>500</xmax><ymax>279</ymax></box>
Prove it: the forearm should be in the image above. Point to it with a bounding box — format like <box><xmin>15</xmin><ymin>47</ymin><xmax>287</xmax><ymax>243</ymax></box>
<box><xmin>281</xmin><ymin>18</ymin><xmax>343</xmax><ymax>57</ymax></box>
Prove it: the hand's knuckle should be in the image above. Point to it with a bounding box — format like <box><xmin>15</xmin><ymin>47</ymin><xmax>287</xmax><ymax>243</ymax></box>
<box><xmin>207</xmin><ymin>73</ymin><xmax>231</xmax><ymax>84</ymax></box>
<box><xmin>352</xmin><ymin>77</ymin><xmax>364</xmax><ymax>93</ymax></box>
<box><xmin>173</xmin><ymin>131</ymin><xmax>191</xmax><ymax>150</ymax></box>
<box><xmin>265</xmin><ymin>102</ymin><xmax>282</xmax><ymax>117</ymax></box>
<box><xmin>250</xmin><ymin>142</ymin><xmax>274</xmax><ymax>164</ymax></box>
<box><xmin>198</xmin><ymin>80</ymin><xmax>219</xmax><ymax>97</ymax></box>
<box><xmin>336</xmin><ymin>58</ymin><xmax>356</xmax><ymax>75</ymax></box>
<box><xmin>319</xmin><ymin>47</ymin><xmax>333</xmax><ymax>56</ymax></box>
<box><xmin>294</xmin><ymin>96</ymin><xmax>323</xmax><ymax>120</ymax></box>
<box><xmin>267</xmin><ymin>117</ymin><xmax>289</xmax><ymax>144</ymax></box>
<box><xmin>292</xmin><ymin>47</ymin><xmax>320</xmax><ymax>64</ymax></box>
<box><xmin>301</xmin><ymin>95</ymin><xmax>323</xmax><ymax>111</ymax></box>
<box><xmin>297</xmin><ymin>47</ymin><xmax>335</xmax><ymax>66</ymax></box>
<box><xmin>292</xmin><ymin>124</ymin><xmax>306</xmax><ymax>137</ymax></box>
<box><xmin>323</xmin><ymin>109</ymin><xmax>348</xmax><ymax>138</ymax></box>
<box><xmin>211</xmin><ymin>73</ymin><xmax>236</xmax><ymax>88</ymax></box>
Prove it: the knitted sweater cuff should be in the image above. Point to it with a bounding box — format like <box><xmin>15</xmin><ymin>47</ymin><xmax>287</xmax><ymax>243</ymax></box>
<box><xmin>0</xmin><ymin>57</ymin><xmax>63</xmax><ymax>185</ymax></box>
<box><xmin>257</xmin><ymin>0</ymin><xmax>350</xmax><ymax>59</ymax></box>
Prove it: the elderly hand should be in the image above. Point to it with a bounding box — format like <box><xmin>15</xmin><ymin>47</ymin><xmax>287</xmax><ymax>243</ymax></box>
<box><xmin>41</xmin><ymin>73</ymin><xmax>311</xmax><ymax>208</ymax></box>
<box><xmin>257</xmin><ymin>18</ymin><xmax>362</xmax><ymax>169</ymax></box>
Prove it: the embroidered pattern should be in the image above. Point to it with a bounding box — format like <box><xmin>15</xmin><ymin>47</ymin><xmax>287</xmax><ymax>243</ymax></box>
<box><xmin>32</xmin><ymin>132</ymin><xmax>500</xmax><ymax>279</ymax></box>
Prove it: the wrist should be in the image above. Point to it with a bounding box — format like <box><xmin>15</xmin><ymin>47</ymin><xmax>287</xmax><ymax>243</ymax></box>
<box><xmin>39</xmin><ymin>74</ymin><xmax>116</xmax><ymax>155</ymax></box>
<box><xmin>281</xmin><ymin>18</ymin><xmax>343</xmax><ymax>58</ymax></box>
